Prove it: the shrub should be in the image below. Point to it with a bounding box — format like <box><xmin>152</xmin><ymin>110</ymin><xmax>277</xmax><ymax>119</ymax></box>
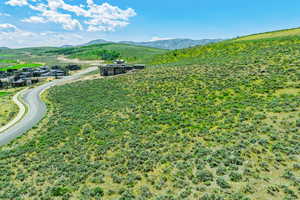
<box><xmin>293</xmin><ymin>163</ymin><xmax>300</xmax><ymax>170</ymax></box>
<box><xmin>50</xmin><ymin>187</ymin><xmax>70</xmax><ymax>197</ymax></box>
<box><xmin>216</xmin><ymin>167</ymin><xmax>227</xmax><ymax>176</ymax></box>
<box><xmin>229</xmin><ymin>172</ymin><xmax>243</xmax><ymax>182</ymax></box>
<box><xmin>139</xmin><ymin>186</ymin><xmax>152</xmax><ymax>198</ymax></box>
<box><xmin>296</xmin><ymin>119</ymin><xmax>300</xmax><ymax>127</ymax></box>
<box><xmin>196</xmin><ymin>170</ymin><xmax>214</xmax><ymax>182</ymax></box>
<box><xmin>200</xmin><ymin>193</ymin><xmax>224</xmax><ymax>200</ymax></box>
<box><xmin>230</xmin><ymin>193</ymin><xmax>251</xmax><ymax>200</ymax></box>
<box><xmin>216</xmin><ymin>177</ymin><xmax>231</xmax><ymax>189</ymax></box>
<box><xmin>90</xmin><ymin>187</ymin><xmax>104</xmax><ymax>197</ymax></box>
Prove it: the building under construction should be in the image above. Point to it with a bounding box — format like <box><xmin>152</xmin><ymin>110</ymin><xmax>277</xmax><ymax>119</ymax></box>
<box><xmin>99</xmin><ymin>60</ymin><xmax>145</xmax><ymax>76</ymax></box>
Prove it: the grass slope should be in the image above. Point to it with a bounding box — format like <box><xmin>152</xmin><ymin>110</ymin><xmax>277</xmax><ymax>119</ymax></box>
<box><xmin>0</xmin><ymin>35</ymin><xmax>300</xmax><ymax>199</ymax></box>
<box><xmin>0</xmin><ymin>91</ymin><xmax>10</xmax><ymax>96</ymax></box>
<box><xmin>0</xmin><ymin>63</ymin><xmax>43</xmax><ymax>71</ymax></box>
<box><xmin>0</xmin><ymin>54</ymin><xmax>17</xmax><ymax>57</ymax></box>
<box><xmin>0</xmin><ymin>59</ymin><xmax>18</xmax><ymax>64</ymax></box>
<box><xmin>235</xmin><ymin>27</ymin><xmax>300</xmax><ymax>41</ymax></box>
<box><xmin>0</xmin><ymin>47</ymin><xmax>64</xmax><ymax>67</ymax></box>
<box><xmin>0</xmin><ymin>90</ymin><xmax>18</xmax><ymax>127</ymax></box>
<box><xmin>150</xmin><ymin>35</ymin><xmax>300</xmax><ymax>66</ymax></box>
<box><xmin>49</xmin><ymin>43</ymin><xmax>168</xmax><ymax>63</ymax></box>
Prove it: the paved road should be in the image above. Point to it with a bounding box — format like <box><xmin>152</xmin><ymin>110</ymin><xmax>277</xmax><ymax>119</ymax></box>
<box><xmin>0</xmin><ymin>67</ymin><xmax>98</xmax><ymax>146</ymax></box>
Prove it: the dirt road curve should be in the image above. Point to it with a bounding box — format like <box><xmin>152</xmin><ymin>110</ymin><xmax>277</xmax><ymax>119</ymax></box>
<box><xmin>57</xmin><ymin>56</ymin><xmax>103</xmax><ymax>66</ymax></box>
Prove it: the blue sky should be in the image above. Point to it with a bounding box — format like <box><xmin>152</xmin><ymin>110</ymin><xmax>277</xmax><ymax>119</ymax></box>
<box><xmin>0</xmin><ymin>0</ymin><xmax>300</xmax><ymax>48</ymax></box>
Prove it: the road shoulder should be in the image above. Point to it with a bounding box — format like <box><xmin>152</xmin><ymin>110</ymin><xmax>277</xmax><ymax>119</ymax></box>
<box><xmin>0</xmin><ymin>89</ymin><xmax>28</xmax><ymax>133</ymax></box>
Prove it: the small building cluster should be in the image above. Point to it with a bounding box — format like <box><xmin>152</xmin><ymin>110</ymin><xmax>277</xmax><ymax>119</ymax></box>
<box><xmin>99</xmin><ymin>60</ymin><xmax>145</xmax><ymax>76</ymax></box>
<box><xmin>0</xmin><ymin>64</ymin><xmax>81</xmax><ymax>89</ymax></box>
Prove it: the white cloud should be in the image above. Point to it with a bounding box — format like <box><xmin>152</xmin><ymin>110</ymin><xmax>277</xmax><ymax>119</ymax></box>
<box><xmin>0</xmin><ymin>27</ymin><xmax>94</xmax><ymax>48</ymax></box>
<box><xmin>85</xmin><ymin>18</ymin><xmax>129</xmax><ymax>32</ymax></box>
<box><xmin>0</xmin><ymin>24</ymin><xmax>39</xmax><ymax>47</ymax></box>
<box><xmin>40</xmin><ymin>10</ymin><xmax>83</xmax><ymax>30</ymax></box>
<box><xmin>5</xmin><ymin>0</ymin><xmax>28</xmax><ymax>6</ymax></box>
<box><xmin>0</xmin><ymin>13</ymin><xmax>11</xmax><ymax>17</ymax></box>
<box><xmin>1</xmin><ymin>0</ymin><xmax>137</xmax><ymax>47</ymax></box>
<box><xmin>22</xmin><ymin>16</ymin><xmax>47</xmax><ymax>23</ymax></box>
<box><xmin>26</xmin><ymin>2</ymin><xmax>83</xmax><ymax>31</ymax></box>
<box><xmin>0</xmin><ymin>23</ymin><xmax>18</xmax><ymax>32</ymax></box>
<box><xmin>0</xmin><ymin>23</ymin><xmax>16</xmax><ymax>29</ymax></box>
<box><xmin>84</xmin><ymin>2</ymin><xmax>136</xmax><ymax>32</ymax></box>
<box><xmin>150</xmin><ymin>37</ymin><xmax>173</xmax><ymax>42</ymax></box>
<box><xmin>6</xmin><ymin>0</ymin><xmax>136</xmax><ymax>32</ymax></box>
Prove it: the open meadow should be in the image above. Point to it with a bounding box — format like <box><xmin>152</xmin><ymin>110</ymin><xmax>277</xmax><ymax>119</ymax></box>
<box><xmin>48</xmin><ymin>43</ymin><xmax>168</xmax><ymax>63</ymax></box>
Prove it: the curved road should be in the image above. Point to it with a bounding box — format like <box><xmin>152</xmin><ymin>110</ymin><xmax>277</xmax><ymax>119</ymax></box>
<box><xmin>0</xmin><ymin>67</ymin><xmax>97</xmax><ymax>146</ymax></box>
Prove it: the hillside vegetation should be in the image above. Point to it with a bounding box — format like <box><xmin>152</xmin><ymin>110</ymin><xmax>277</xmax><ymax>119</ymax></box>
<box><xmin>0</xmin><ymin>63</ymin><xmax>43</xmax><ymax>71</ymax></box>
<box><xmin>0</xmin><ymin>32</ymin><xmax>300</xmax><ymax>199</ymax></box>
<box><xmin>235</xmin><ymin>27</ymin><xmax>300</xmax><ymax>41</ymax></box>
<box><xmin>150</xmin><ymin>35</ymin><xmax>300</xmax><ymax>65</ymax></box>
<box><xmin>0</xmin><ymin>59</ymin><xmax>18</xmax><ymax>64</ymax></box>
<box><xmin>48</xmin><ymin>43</ymin><xmax>168</xmax><ymax>63</ymax></box>
<box><xmin>0</xmin><ymin>47</ymin><xmax>72</xmax><ymax>67</ymax></box>
<box><xmin>0</xmin><ymin>90</ymin><xmax>18</xmax><ymax>127</ymax></box>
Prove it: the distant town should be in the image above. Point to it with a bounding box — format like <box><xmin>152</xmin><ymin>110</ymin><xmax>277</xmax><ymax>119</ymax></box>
<box><xmin>0</xmin><ymin>64</ymin><xmax>81</xmax><ymax>88</ymax></box>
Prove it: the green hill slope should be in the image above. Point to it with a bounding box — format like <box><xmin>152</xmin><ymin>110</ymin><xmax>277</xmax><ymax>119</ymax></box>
<box><xmin>0</xmin><ymin>47</ymin><xmax>65</xmax><ymax>66</ymax></box>
<box><xmin>235</xmin><ymin>27</ymin><xmax>300</xmax><ymax>41</ymax></box>
<box><xmin>150</xmin><ymin>33</ymin><xmax>300</xmax><ymax>65</ymax></box>
<box><xmin>0</xmin><ymin>34</ymin><xmax>299</xmax><ymax>199</ymax></box>
<box><xmin>49</xmin><ymin>43</ymin><xmax>168</xmax><ymax>63</ymax></box>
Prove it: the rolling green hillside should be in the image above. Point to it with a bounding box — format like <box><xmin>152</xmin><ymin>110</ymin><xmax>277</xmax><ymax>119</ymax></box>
<box><xmin>235</xmin><ymin>27</ymin><xmax>300</xmax><ymax>41</ymax></box>
<box><xmin>150</xmin><ymin>34</ymin><xmax>300</xmax><ymax>65</ymax></box>
<box><xmin>148</xmin><ymin>27</ymin><xmax>300</xmax><ymax>66</ymax></box>
<box><xmin>49</xmin><ymin>43</ymin><xmax>168</xmax><ymax>63</ymax></box>
<box><xmin>0</xmin><ymin>47</ymin><xmax>63</xmax><ymax>66</ymax></box>
<box><xmin>0</xmin><ymin>33</ymin><xmax>300</xmax><ymax>199</ymax></box>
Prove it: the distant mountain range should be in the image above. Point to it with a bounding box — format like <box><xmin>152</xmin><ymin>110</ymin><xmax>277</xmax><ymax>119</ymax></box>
<box><xmin>73</xmin><ymin>38</ymin><xmax>223</xmax><ymax>50</ymax></box>
<box><xmin>83</xmin><ymin>39</ymin><xmax>110</xmax><ymax>46</ymax></box>
<box><xmin>0</xmin><ymin>47</ymin><xmax>9</xmax><ymax>50</ymax></box>
<box><xmin>119</xmin><ymin>39</ymin><xmax>223</xmax><ymax>50</ymax></box>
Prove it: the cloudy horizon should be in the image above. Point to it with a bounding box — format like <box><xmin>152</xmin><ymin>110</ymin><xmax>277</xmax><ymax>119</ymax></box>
<box><xmin>1</xmin><ymin>0</ymin><xmax>300</xmax><ymax>48</ymax></box>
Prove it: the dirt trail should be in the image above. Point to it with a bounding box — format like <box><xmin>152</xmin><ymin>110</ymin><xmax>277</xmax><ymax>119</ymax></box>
<box><xmin>57</xmin><ymin>56</ymin><xmax>103</xmax><ymax>66</ymax></box>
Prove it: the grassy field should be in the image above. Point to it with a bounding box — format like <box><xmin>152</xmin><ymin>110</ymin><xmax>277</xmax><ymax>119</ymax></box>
<box><xmin>235</xmin><ymin>27</ymin><xmax>300</xmax><ymax>41</ymax></box>
<box><xmin>48</xmin><ymin>43</ymin><xmax>168</xmax><ymax>63</ymax></box>
<box><xmin>0</xmin><ymin>44</ymin><xmax>167</xmax><ymax>67</ymax></box>
<box><xmin>0</xmin><ymin>89</ymin><xmax>18</xmax><ymax>127</ymax></box>
<box><xmin>0</xmin><ymin>31</ymin><xmax>299</xmax><ymax>199</ymax></box>
<box><xmin>0</xmin><ymin>54</ymin><xmax>17</xmax><ymax>57</ymax></box>
<box><xmin>0</xmin><ymin>59</ymin><xmax>18</xmax><ymax>64</ymax></box>
<box><xmin>0</xmin><ymin>47</ymin><xmax>67</xmax><ymax>67</ymax></box>
<box><xmin>0</xmin><ymin>91</ymin><xmax>10</xmax><ymax>96</ymax></box>
<box><xmin>0</xmin><ymin>59</ymin><xmax>19</xmax><ymax>69</ymax></box>
<box><xmin>0</xmin><ymin>63</ymin><xmax>43</xmax><ymax>71</ymax></box>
